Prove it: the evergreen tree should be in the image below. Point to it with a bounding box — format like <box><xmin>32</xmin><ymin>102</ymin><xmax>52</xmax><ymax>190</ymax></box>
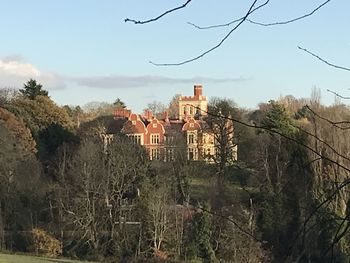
<box><xmin>19</xmin><ymin>79</ymin><xmax>48</xmax><ymax>100</ymax></box>
<box><xmin>186</xmin><ymin>204</ymin><xmax>216</xmax><ymax>262</ymax></box>
<box><xmin>113</xmin><ymin>98</ymin><xmax>126</xmax><ymax>108</ymax></box>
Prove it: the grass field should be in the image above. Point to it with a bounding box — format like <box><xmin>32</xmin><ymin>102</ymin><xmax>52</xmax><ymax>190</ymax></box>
<box><xmin>0</xmin><ymin>253</ymin><xmax>95</xmax><ymax>263</ymax></box>
<box><xmin>189</xmin><ymin>175</ymin><xmax>248</xmax><ymax>204</ymax></box>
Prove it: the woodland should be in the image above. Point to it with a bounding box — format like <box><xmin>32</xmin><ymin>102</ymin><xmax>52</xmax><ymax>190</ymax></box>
<box><xmin>0</xmin><ymin>79</ymin><xmax>350</xmax><ymax>262</ymax></box>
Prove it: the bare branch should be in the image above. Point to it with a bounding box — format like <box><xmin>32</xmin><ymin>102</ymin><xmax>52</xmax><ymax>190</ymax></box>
<box><xmin>187</xmin><ymin>0</ymin><xmax>270</xmax><ymax>30</ymax></box>
<box><xmin>326</xmin><ymin>89</ymin><xmax>350</xmax><ymax>100</ymax></box>
<box><xmin>322</xmin><ymin>212</ymin><xmax>350</xmax><ymax>258</ymax></box>
<box><xmin>187</xmin><ymin>0</ymin><xmax>330</xmax><ymax>29</ymax></box>
<box><xmin>247</xmin><ymin>0</ymin><xmax>331</xmax><ymax>26</ymax></box>
<box><xmin>291</xmin><ymin>122</ymin><xmax>350</xmax><ymax>163</ymax></box>
<box><xmin>150</xmin><ymin>0</ymin><xmax>267</xmax><ymax>66</ymax></box>
<box><xmin>195</xmin><ymin>106</ymin><xmax>350</xmax><ymax>174</ymax></box>
<box><xmin>298</xmin><ymin>46</ymin><xmax>350</xmax><ymax>72</ymax></box>
<box><xmin>199</xmin><ymin>105</ymin><xmax>350</xmax><ymax>261</ymax></box>
<box><xmin>305</xmin><ymin>105</ymin><xmax>350</xmax><ymax>129</ymax></box>
<box><xmin>125</xmin><ymin>0</ymin><xmax>192</xmax><ymax>24</ymax></box>
<box><xmin>284</xmin><ymin>178</ymin><xmax>350</xmax><ymax>261</ymax></box>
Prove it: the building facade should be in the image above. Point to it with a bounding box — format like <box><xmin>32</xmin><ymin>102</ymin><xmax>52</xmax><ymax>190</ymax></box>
<box><xmin>109</xmin><ymin>85</ymin><xmax>236</xmax><ymax>162</ymax></box>
<box><xmin>178</xmin><ymin>85</ymin><xmax>208</xmax><ymax>120</ymax></box>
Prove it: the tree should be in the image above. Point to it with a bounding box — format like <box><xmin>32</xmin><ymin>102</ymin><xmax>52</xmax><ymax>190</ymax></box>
<box><xmin>167</xmin><ymin>94</ymin><xmax>180</xmax><ymax>119</ymax></box>
<box><xmin>58</xmin><ymin>135</ymin><xmax>151</xmax><ymax>260</ymax></box>
<box><xmin>5</xmin><ymin>95</ymin><xmax>74</xmax><ymax>146</ymax></box>
<box><xmin>113</xmin><ymin>98</ymin><xmax>126</xmax><ymax>109</ymax></box>
<box><xmin>83</xmin><ymin>101</ymin><xmax>115</xmax><ymax>119</ymax></box>
<box><xmin>63</xmin><ymin>105</ymin><xmax>84</xmax><ymax>128</ymax></box>
<box><xmin>144</xmin><ymin>101</ymin><xmax>166</xmax><ymax>119</ymax></box>
<box><xmin>0</xmin><ymin>107</ymin><xmax>37</xmax><ymax>153</ymax></box>
<box><xmin>19</xmin><ymin>79</ymin><xmax>48</xmax><ymax>100</ymax></box>
<box><xmin>186</xmin><ymin>204</ymin><xmax>216</xmax><ymax>262</ymax></box>
<box><xmin>0</xmin><ymin>122</ymin><xmax>41</xmax><ymax>251</ymax></box>
<box><xmin>0</xmin><ymin>88</ymin><xmax>18</xmax><ymax>107</ymax></box>
<box><xmin>206</xmin><ymin>98</ymin><xmax>238</xmax><ymax>182</ymax></box>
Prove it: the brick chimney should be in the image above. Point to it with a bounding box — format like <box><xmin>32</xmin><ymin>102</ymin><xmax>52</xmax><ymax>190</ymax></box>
<box><xmin>194</xmin><ymin>85</ymin><xmax>203</xmax><ymax>97</ymax></box>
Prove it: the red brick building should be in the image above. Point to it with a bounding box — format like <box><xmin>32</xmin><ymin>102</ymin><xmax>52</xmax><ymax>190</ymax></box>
<box><xmin>108</xmin><ymin>85</ymin><xmax>236</xmax><ymax>162</ymax></box>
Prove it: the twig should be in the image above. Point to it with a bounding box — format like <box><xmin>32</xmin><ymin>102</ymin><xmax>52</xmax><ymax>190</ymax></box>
<box><xmin>248</xmin><ymin>0</ymin><xmax>331</xmax><ymax>26</ymax></box>
<box><xmin>326</xmin><ymin>89</ymin><xmax>350</xmax><ymax>100</ymax></box>
<box><xmin>298</xmin><ymin>46</ymin><xmax>350</xmax><ymax>72</ymax></box>
<box><xmin>187</xmin><ymin>0</ymin><xmax>270</xmax><ymax>30</ymax></box>
<box><xmin>150</xmin><ymin>0</ymin><xmax>267</xmax><ymax>66</ymax></box>
<box><xmin>187</xmin><ymin>0</ymin><xmax>330</xmax><ymax>29</ymax></box>
<box><xmin>125</xmin><ymin>0</ymin><xmax>192</xmax><ymax>24</ymax></box>
<box><xmin>305</xmin><ymin>105</ymin><xmax>350</xmax><ymax>129</ymax></box>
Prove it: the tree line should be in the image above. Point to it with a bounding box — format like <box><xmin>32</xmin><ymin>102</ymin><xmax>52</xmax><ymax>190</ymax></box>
<box><xmin>0</xmin><ymin>80</ymin><xmax>349</xmax><ymax>262</ymax></box>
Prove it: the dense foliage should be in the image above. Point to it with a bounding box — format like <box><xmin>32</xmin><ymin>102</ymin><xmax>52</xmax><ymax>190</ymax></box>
<box><xmin>1</xmin><ymin>81</ymin><xmax>350</xmax><ymax>262</ymax></box>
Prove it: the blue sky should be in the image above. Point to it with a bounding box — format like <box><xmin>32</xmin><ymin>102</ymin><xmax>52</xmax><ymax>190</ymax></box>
<box><xmin>0</xmin><ymin>0</ymin><xmax>349</xmax><ymax>112</ymax></box>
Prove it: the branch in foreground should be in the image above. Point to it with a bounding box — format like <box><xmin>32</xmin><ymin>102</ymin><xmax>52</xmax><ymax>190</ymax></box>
<box><xmin>298</xmin><ymin>46</ymin><xmax>350</xmax><ymax>72</ymax></box>
<box><xmin>326</xmin><ymin>89</ymin><xmax>350</xmax><ymax>100</ymax></box>
<box><xmin>197</xmin><ymin>106</ymin><xmax>350</xmax><ymax>174</ymax></box>
<box><xmin>200</xmin><ymin>105</ymin><xmax>350</xmax><ymax>261</ymax></box>
<box><xmin>187</xmin><ymin>0</ymin><xmax>271</xmax><ymax>30</ymax></box>
<box><xmin>247</xmin><ymin>0</ymin><xmax>331</xmax><ymax>26</ymax></box>
<box><xmin>125</xmin><ymin>0</ymin><xmax>192</xmax><ymax>25</ymax></box>
<box><xmin>188</xmin><ymin>0</ymin><xmax>330</xmax><ymax>30</ymax></box>
<box><xmin>305</xmin><ymin>104</ymin><xmax>350</xmax><ymax>130</ymax></box>
<box><xmin>150</xmin><ymin>0</ymin><xmax>267</xmax><ymax>66</ymax></box>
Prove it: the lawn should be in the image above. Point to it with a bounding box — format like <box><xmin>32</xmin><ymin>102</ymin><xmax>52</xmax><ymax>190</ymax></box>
<box><xmin>0</xmin><ymin>253</ymin><xmax>95</xmax><ymax>263</ymax></box>
<box><xmin>189</xmin><ymin>175</ymin><xmax>249</xmax><ymax>204</ymax></box>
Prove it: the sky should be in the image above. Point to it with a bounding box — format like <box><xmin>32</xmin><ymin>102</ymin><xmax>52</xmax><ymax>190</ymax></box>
<box><xmin>0</xmin><ymin>0</ymin><xmax>349</xmax><ymax>113</ymax></box>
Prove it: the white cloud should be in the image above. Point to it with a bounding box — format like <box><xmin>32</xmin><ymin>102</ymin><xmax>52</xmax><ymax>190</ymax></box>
<box><xmin>0</xmin><ymin>55</ymin><xmax>65</xmax><ymax>90</ymax></box>
<box><xmin>0</xmin><ymin>55</ymin><xmax>249</xmax><ymax>92</ymax></box>
<box><xmin>0</xmin><ymin>59</ymin><xmax>40</xmax><ymax>77</ymax></box>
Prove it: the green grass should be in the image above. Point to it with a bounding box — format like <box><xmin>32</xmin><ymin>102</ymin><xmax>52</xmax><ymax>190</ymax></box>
<box><xmin>189</xmin><ymin>175</ymin><xmax>249</xmax><ymax>204</ymax></box>
<box><xmin>0</xmin><ymin>253</ymin><xmax>95</xmax><ymax>263</ymax></box>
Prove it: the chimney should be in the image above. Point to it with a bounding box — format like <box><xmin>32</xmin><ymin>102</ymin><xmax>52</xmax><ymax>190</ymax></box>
<box><xmin>194</xmin><ymin>85</ymin><xmax>203</xmax><ymax>97</ymax></box>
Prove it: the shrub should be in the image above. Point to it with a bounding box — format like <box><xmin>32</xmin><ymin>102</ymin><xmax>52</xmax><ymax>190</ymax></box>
<box><xmin>31</xmin><ymin>228</ymin><xmax>62</xmax><ymax>257</ymax></box>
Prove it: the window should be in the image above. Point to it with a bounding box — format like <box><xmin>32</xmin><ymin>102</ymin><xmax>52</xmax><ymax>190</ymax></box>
<box><xmin>166</xmin><ymin>148</ymin><xmax>174</xmax><ymax>161</ymax></box>
<box><xmin>153</xmin><ymin>123</ymin><xmax>157</xmax><ymax>128</ymax></box>
<box><xmin>151</xmin><ymin>148</ymin><xmax>160</xmax><ymax>160</ymax></box>
<box><xmin>183</xmin><ymin>106</ymin><xmax>186</xmax><ymax>115</ymax></box>
<box><xmin>165</xmin><ymin>136</ymin><xmax>174</xmax><ymax>144</ymax></box>
<box><xmin>189</xmin><ymin>106</ymin><xmax>193</xmax><ymax>115</ymax></box>
<box><xmin>188</xmin><ymin>133</ymin><xmax>195</xmax><ymax>144</ymax></box>
<box><xmin>128</xmin><ymin>134</ymin><xmax>142</xmax><ymax>144</ymax></box>
<box><xmin>189</xmin><ymin>123</ymin><xmax>194</xmax><ymax>128</ymax></box>
<box><xmin>151</xmin><ymin>134</ymin><xmax>160</xmax><ymax>144</ymax></box>
<box><xmin>188</xmin><ymin>148</ymin><xmax>195</xmax><ymax>160</ymax></box>
<box><xmin>132</xmin><ymin>120</ymin><xmax>136</xmax><ymax>125</ymax></box>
